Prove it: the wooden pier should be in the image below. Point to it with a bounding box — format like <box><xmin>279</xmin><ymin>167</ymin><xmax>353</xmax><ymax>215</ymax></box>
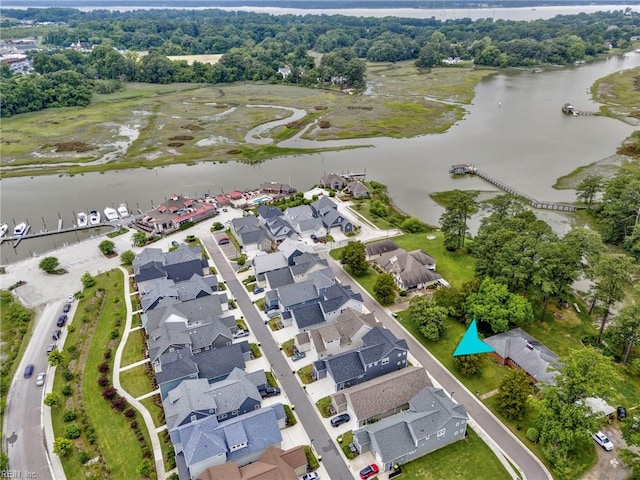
<box><xmin>1</xmin><ymin>222</ymin><xmax>116</xmax><ymax>247</ymax></box>
<box><xmin>449</xmin><ymin>165</ymin><xmax>580</xmax><ymax>212</ymax></box>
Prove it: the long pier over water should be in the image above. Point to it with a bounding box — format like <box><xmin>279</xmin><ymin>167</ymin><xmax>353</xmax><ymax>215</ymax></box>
<box><xmin>1</xmin><ymin>223</ymin><xmax>117</xmax><ymax>248</ymax></box>
<box><xmin>449</xmin><ymin>164</ymin><xmax>581</xmax><ymax>212</ymax></box>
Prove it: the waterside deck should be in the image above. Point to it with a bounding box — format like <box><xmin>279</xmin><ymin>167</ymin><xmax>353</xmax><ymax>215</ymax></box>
<box><xmin>449</xmin><ymin>164</ymin><xmax>582</xmax><ymax>212</ymax></box>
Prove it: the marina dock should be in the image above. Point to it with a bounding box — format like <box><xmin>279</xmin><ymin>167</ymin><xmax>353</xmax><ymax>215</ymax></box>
<box><xmin>2</xmin><ymin>223</ymin><xmax>117</xmax><ymax>248</ymax></box>
<box><xmin>449</xmin><ymin>164</ymin><xmax>581</xmax><ymax>212</ymax></box>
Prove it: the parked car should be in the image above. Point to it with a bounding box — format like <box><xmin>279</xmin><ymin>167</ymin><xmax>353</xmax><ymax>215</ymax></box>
<box><xmin>330</xmin><ymin>413</ymin><xmax>351</xmax><ymax>427</ymax></box>
<box><xmin>253</xmin><ymin>287</ymin><xmax>264</xmax><ymax>294</ymax></box>
<box><xmin>35</xmin><ymin>372</ymin><xmax>46</xmax><ymax>387</ymax></box>
<box><xmin>67</xmin><ymin>294</ymin><xmax>75</xmax><ymax>303</ymax></box>
<box><xmin>299</xmin><ymin>473</ymin><xmax>319</xmax><ymax>480</ymax></box>
<box><xmin>52</xmin><ymin>329</ymin><xmax>62</xmax><ymax>340</ymax></box>
<box><xmin>617</xmin><ymin>406</ymin><xmax>627</xmax><ymax>420</ymax></box>
<box><xmin>291</xmin><ymin>351</ymin><xmax>306</xmax><ymax>362</ymax></box>
<box><xmin>218</xmin><ymin>237</ymin><xmax>230</xmax><ymax>245</ymax></box>
<box><xmin>233</xmin><ymin>329</ymin><xmax>250</xmax><ymax>339</ymax></box>
<box><xmin>171</xmin><ymin>240</ymin><xmax>179</xmax><ymax>247</ymax></box>
<box><xmin>24</xmin><ymin>364</ymin><xmax>35</xmax><ymax>378</ymax></box>
<box><xmin>56</xmin><ymin>315</ymin><xmax>67</xmax><ymax>327</ymax></box>
<box><xmin>359</xmin><ymin>464</ymin><xmax>379</xmax><ymax>480</ymax></box>
<box><xmin>62</xmin><ymin>303</ymin><xmax>71</xmax><ymax>313</ymax></box>
<box><xmin>259</xmin><ymin>386</ymin><xmax>281</xmax><ymax>398</ymax></box>
<box><xmin>593</xmin><ymin>431</ymin><xmax>614</xmax><ymax>451</ymax></box>
<box><xmin>46</xmin><ymin>343</ymin><xmax>57</xmax><ymax>355</ymax></box>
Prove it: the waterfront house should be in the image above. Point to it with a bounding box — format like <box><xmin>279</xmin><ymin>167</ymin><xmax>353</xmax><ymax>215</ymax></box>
<box><xmin>311</xmin><ymin>196</ymin><xmax>354</xmax><ymax>233</ymax></box>
<box><xmin>377</xmin><ymin>248</ymin><xmax>442</xmax><ymax>291</ymax></box>
<box><xmin>136</xmin><ymin>194</ymin><xmax>216</xmax><ymax>234</ymax></box>
<box><xmin>134</xmin><ymin>245</ymin><xmax>209</xmax><ymax>284</ymax></box>
<box><xmin>331</xmin><ymin>367</ymin><xmax>432</xmax><ymax>427</ymax></box>
<box><xmin>312</xmin><ymin>326</ymin><xmax>408</xmax><ymax>391</ymax></box>
<box><xmin>320</xmin><ymin>173</ymin><xmax>345</xmax><ymax>190</ymax></box>
<box><xmin>173</xmin><ymin>403</ymin><xmax>286</xmax><ymax>480</ymax></box>
<box><xmin>284</xmin><ymin>205</ymin><xmax>327</xmax><ymax>241</ymax></box>
<box><xmin>484</xmin><ymin>328</ymin><xmax>560</xmax><ymax>385</ymax></box>
<box><xmin>353</xmin><ymin>387</ymin><xmax>468</xmax><ymax>471</ymax></box>
<box><xmin>365</xmin><ymin>240</ymin><xmax>400</xmax><ymax>261</ymax></box>
<box><xmin>197</xmin><ymin>445</ymin><xmax>308</xmax><ymax>480</ymax></box>
<box><xmin>344</xmin><ymin>180</ymin><xmax>370</xmax><ymax>198</ymax></box>
<box><xmin>259</xmin><ymin>182</ymin><xmax>296</xmax><ymax>196</ymax></box>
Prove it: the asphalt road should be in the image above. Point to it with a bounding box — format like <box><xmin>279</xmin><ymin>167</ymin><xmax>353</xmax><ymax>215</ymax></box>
<box><xmin>324</xmin><ymin>254</ymin><xmax>552</xmax><ymax>480</ymax></box>
<box><xmin>4</xmin><ymin>301</ymin><xmax>62</xmax><ymax>480</ymax></box>
<box><xmin>202</xmin><ymin>236</ymin><xmax>355</xmax><ymax>480</ymax></box>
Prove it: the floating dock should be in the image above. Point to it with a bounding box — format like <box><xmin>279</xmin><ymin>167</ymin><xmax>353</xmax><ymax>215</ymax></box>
<box><xmin>449</xmin><ymin>165</ymin><xmax>581</xmax><ymax>212</ymax></box>
<box><xmin>2</xmin><ymin>223</ymin><xmax>116</xmax><ymax>247</ymax></box>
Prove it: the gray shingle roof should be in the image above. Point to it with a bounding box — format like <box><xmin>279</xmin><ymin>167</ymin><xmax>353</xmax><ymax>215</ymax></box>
<box><xmin>311</xmin><ymin>196</ymin><xmax>338</xmax><ymax>213</ymax></box>
<box><xmin>252</xmin><ymin>252</ymin><xmax>288</xmax><ymax>276</ymax></box>
<box><xmin>277</xmin><ymin>238</ymin><xmax>312</xmax><ymax>262</ymax></box>
<box><xmin>155</xmin><ymin>350</ymin><xmax>199</xmax><ymax>385</ymax></box>
<box><xmin>285</xmin><ymin>205</ymin><xmax>314</xmax><ymax>225</ymax></box>
<box><xmin>297</xmin><ymin>218</ymin><xmax>324</xmax><ymax>233</ymax></box>
<box><xmin>257</xmin><ymin>205</ymin><xmax>284</xmax><ymax>220</ymax></box>
<box><xmin>265</xmin><ymin>268</ymin><xmax>295</xmax><ymax>289</ymax></box>
<box><xmin>306</xmin><ymin>267</ymin><xmax>336</xmax><ymax>290</ymax></box>
<box><xmin>265</xmin><ymin>217</ymin><xmax>296</xmax><ymax>241</ymax></box>
<box><xmin>277</xmin><ymin>280</ymin><xmax>319</xmax><ymax>308</ymax></box>
<box><xmin>320</xmin><ymin>283</ymin><xmax>363</xmax><ymax>314</ymax></box>
<box><xmin>139</xmin><ymin>277</ymin><xmax>179</xmax><ymax>312</ymax></box>
<box><xmin>290</xmin><ymin>253</ymin><xmax>328</xmax><ymax>276</ymax></box>
<box><xmin>194</xmin><ymin>343</ymin><xmax>247</xmax><ymax>381</ymax></box>
<box><xmin>291</xmin><ymin>303</ymin><xmax>326</xmax><ymax>329</ymax></box>
<box><xmin>164</xmin><ymin>378</ymin><xmax>214</xmax><ymax>430</ymax></box>
<box><xmin>240</xmin><ymin>228</ymin><xmax>269</xmax><ymax>246</ymax></box>
<box><xmin>484</xmin><ymin>328</ymin><xmax>559</xmax><ymax>384</ymax></box>
<box><xmin>144</xmin><ymin>295</ymin><xmax>226</xmax><ymax>333</ymax></box>
<box><xmin>175</xmin><ymin>274</ymin><xmax>217</xmax><ymax>302</ymax></box>
<box><xmin>231</xmin><ymin>216</ymin><xmax>260</xmax><ymax>234</ymax></box>
<box><xmin>326</xmin><ymin>351</ymin><xmax>365</xmax><ymax>384</ymax></box>
<box><xmin>365</xmin><ymin>240</ymin><xmax>400</xmax><ymax>257</ymax></box>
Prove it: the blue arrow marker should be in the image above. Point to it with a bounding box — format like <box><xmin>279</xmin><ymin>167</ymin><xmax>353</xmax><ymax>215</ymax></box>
<box><xmin>453</xmin><ymin>319</ymin><xmax>495</xmax><ymax>356</ymax></box>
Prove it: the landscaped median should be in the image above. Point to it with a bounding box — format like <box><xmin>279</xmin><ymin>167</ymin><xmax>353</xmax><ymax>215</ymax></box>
<box><xmin>48</xmin><ymin>270</ymin><xmax>156</xmax><ymax>479</ymax></box>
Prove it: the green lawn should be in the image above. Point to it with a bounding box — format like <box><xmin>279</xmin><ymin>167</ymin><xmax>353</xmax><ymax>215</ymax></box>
<box><xmin>281</xmin><ymin>339</ymin><xmax>295</xmax><ymax>356</ymax></box>
<box><xmin>297</xmin><ymin>365</ymin><xmax>314</xmax><ymax>384</ymax></box>
<box><xmin>315</xmin><ymin>396</ymin><xmax>333</xmax><ymax>418</ymax></box>
<box><xmin>141</xmin><ymin>394</ymin><xmax>165</xmax><ymax>428</ymax></box>
<box><xmin>81</xmin><ymin>270</ymin><xmax>154</xmax><ymax>479</ymax></box>
<box><xmin>396</xmin><ymin>311</ymin><xmax>509</xmax><ymax>396</ymax></box>
<box><xmin>120</xmin><ymin>364</ymin><xmax>155</xmax><ymax>399</ymax></box>
<box><xmin>121</xmin><ymin>328</ymin><xmax>145</xmax><ymax>367</ymax></box>
<box><xmin>399</xmin><ymin>427</ymin><xmax>511</xmax><ymax>480</ymax></box>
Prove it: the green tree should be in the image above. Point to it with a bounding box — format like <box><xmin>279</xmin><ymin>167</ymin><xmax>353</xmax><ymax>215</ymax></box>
<box><xmin>373</xmin><ymin>273</ymin><xmax>396</xmax><ymax>305</ymax></box>
<box><xmin>599</xmin><ymin>169</ymin><xmax>640</xmax><ymax>246</ymax></box>
<box><xmin>132</xmin><ymin>232</ymin><xmax>148</xmax><ymax>247</ymax></box>
<box><xmin>465</xmin><ymin>278</ymin><xmax>534</xmax><ymax>333</ymax></box>
<box><xmin>48</xmin><ymin>350</ymin><xmax>66</xmax><ymax>367</ymax></box>
<box><xmin>370</xmin><ymin>200</ymin><xmax>389</xmax><ymax>218</ymax></box>
<box><xmin>495</xmin><ymin>369</ymin><xmax>531</xmax><ymax>420</ymax></box>
<box><xmin>407</xmin><ymin>296</ymin><xmax>449</xmax><ymax>342</ymax></box>
<box><xmin>53</xmin><ymin>437</ymin><xmax>74</xmax><ymax>457</ymax></box>
<box><xmin>44</xmin><ymin>391</ymin><xmax>62</xmax><ymax>408</ymax></box>
<box><xmin>606</xmin><ymin>303</ymin><xmax>640</xmax><ymax>365</ymax></box>
<box><xmin>98</xmin><ymin>239</ymin><xmax>115</xmax><ymax>255</ymax></box>
<box><xmin>39</xmin><ymin>256</ymin><xmax>60</xmax><ymax>274</ymax></box>
<box><xmin>588</xmin><ymin>253</ymin><xmax>637</xmax><ymax>340</ymax></box>
<box><xmin>439</xmin><ymin>190</ymin><xmax>478</xmax><ymax>251</ymax></box>
<box><xmin>341</xmin><ymin>241</ymin><xmax>368</xmax><ymax>276</ymax></box>
<box><xmin>120</xmin><ymin>250</ymin><xmax>135</xmax><ymax>265</ymax></box>
<box><xmin>81</xmin><ymin>272</ymin><xmax>96</xmax><ymax>288</ymax></box>
<box><xmin>537</xmin><ymin>347</ymin><xmax>616</xmax><ymax>476</ymax></box>
<box><xmin>453</xmin><ymin>354</ymin><xmax>483</xmax><ymax>377</ymax></box>
<box><xmin>400</xmin><ymin>217</ymin><xmax>428</xmax><ymax>233</ymax></box>
<box><xmin>575</xmin><ymin>174</ymin><xmax>604</xmax><ymax>207</ymax></box>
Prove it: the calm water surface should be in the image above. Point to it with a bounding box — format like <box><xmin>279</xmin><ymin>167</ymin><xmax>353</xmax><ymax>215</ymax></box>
<box><xmin>2</xmin><ymin>54</ymin><xmax>640</xmax><ymax>263</ymax></box>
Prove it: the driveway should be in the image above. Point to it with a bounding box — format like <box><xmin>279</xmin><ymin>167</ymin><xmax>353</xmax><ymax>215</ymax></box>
<box><xmin>581</xmin><ymin>425</ymin><xmax>633</xmax><ymax>480</ymax></box>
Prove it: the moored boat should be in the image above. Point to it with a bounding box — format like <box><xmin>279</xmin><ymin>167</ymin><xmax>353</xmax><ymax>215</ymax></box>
<box><xmin>77</xmin><ymin>212</ymin><xmax>88</xmax><ymax>227</ymax></box>
<box><xmin>89</xmin><ymin>210</ymin><xmax>101</xmax><ymax>225</ymax></box>
<box><xmin>13</xmin><ymin>222</ymin><xmax>27</xmax><ymax>236</ymax></box>
<box><xmin>104</xmin><ymin>207</ymin><xmax>119</xmax><ymax>221</ymax></box>
<box><xmin>117</xmin><ymin>203</ymin><xmax>130</xmax><ymax>218</ymax></box>
<box><xmin>0</xmin><ymin>224</ymin><xmax>8</xmax><ymax>238</ymax></box>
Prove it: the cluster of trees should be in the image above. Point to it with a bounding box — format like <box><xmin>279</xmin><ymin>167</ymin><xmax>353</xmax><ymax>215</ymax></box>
<box><xmin>5</xmin><ymin>8</ymin><xmax>637</xmax><ymax>66</ymax></box>
<box><xmin>0</xmin><ymin>69</ymin><xmax>93</xmax><ymax>117</ymax></box>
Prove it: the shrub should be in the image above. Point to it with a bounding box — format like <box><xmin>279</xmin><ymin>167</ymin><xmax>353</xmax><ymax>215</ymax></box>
<box><xmin>62</xmin><ymin>410</ymin><xmax>77</xmax><ymax>422</ymax></box>
<box><xmin>111</xmin><ymin>396</ymin><xmax>127</xmax><ymax>411</ymax></box>
<box><xmin>110</xmin><ymin>328</ymin><xmax>119</xmax><ymax>339</ymax></box>
<box><xmin>61</xmin><ymin>384</ymin><xmax>72</xmax><ymax>396</ymax></box>
<box><xmin>98</xmin><ymin>362</ymin><xmax>109</xmax><ymax>374</ymax></box>
<box><xmin>526</xmin><ymin>427</ymin><xmax>539</xmax><ymax>443</ymax></box>
<box><xmin>63</xmin><ymin>424</ymin><xmax>81</xmax><ymax>439</ymax></box>
<box><xmin>102</xmin><ymin>387</ymin><xmax>117</xmax><ymax>400</ymax></box>
<box><xmin>130</xmin><ymin>421</ymin><xmax>139</xmax><ymax>430</ymax></box>
<box><xmin>78</xmin><ymin>450</ymin><xmax>92</xmax><ymax>465</ymax></box>
<box><xmin>124</xmin><ymin>408</ymin><xmax>136</xmax><ymax>418</ymax></box>
<box><xmin>103</xmin><ymin>350</ymin><xmax>112</xmax><ymax>360</ymax></box>
<box><xmin>53</xmin><ymin>437</ymin><xmax>74</xmax><ymax>457</ymax></box>
<box><xmin>97</xmin><ymin>376</ymin><xmax>109</xmax><ymax>387</ymax></box>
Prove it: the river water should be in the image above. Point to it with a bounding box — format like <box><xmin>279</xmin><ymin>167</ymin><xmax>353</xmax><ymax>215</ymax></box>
<box><xmin>1</xmin><ymin>53</ymin><xmax>640</xmax><ymax>264</ymax></box>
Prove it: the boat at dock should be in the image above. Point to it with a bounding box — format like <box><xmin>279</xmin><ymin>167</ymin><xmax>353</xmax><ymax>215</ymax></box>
<box><xmin>104</xmin><ymin>207</ymin><xmax>119</xmax><ymax>221</ymax></box>
<box><xmin>89</xmin><ymin>210</ymin><xmax>101</xmax><ymax>225</ymax></box>
<box><xmin>117</xmin><ymin>203</ymin><xmax>130</xmax><ymax>218</ymax></box>
<box><xmin>13</xmin><ymin>222</ymin><xmax>28</xmax><ymax>236</ymax></box>
<box><xmin>77</xmin><ymin>212</ymin><xmax>88</xmax><ymax>227</ymax></box>
<box><xmin>0</xmin><ymin>224</ymin><xmax>8</xmax><ymax>238</ymax></box>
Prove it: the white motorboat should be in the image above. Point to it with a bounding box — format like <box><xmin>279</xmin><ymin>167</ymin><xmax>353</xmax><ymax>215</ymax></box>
<box><xmin>13</xmin><ymin>222</ymin><xmax>27</xmax><ymax>236</ymax></box>
<box><xmin>117</xmin><ymin>203</ymin><xmax>130</xmax><ymax>218</ymax></box>
<box><xmin>104</xmin><ymin>207</ymin><xmax>119</xmax><ymax>221</ymax></box>
<box><xmin>89</xmin><ymin>210</ymin><xmax>101</xmax><ymax>225</ymax></box>
<box><xmin>77</xmin><ymin>212</ymin><xmax>88</xmax><ymax>227</ymax></box>
<box><xmin>0</xmin><ymin>224</ymin><xmax>8</xmax><ymax>238</ymax></box>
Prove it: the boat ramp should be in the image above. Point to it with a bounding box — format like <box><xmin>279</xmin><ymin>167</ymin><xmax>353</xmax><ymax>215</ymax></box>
<box><xmin>449</xmin><ymin>164</ymin><xmax>580</xmax><ymax>212</ymax></box>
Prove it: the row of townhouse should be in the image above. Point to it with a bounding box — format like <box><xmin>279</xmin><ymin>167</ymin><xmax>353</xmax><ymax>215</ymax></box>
<box><xmin>133</xmin><ymin>244</ymin><xmax>304</xmax><ymax>480</ymax></box>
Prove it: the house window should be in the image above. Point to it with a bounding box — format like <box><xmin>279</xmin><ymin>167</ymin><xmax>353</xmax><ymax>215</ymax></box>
<box><xmin>456</xmin><ymin>422</ymin><xmax>460</xmax><ymax>427</ymax></box>
<box><xmin>232</xmin><ymin>410</ymin><xmax>238</xmax><ymax>416</ymax></box>
<box><xmin>218</xmin><ymin>413</ymin><xmax>227</xmax><ymax>419</ymax></box>
<box><xmin>454</xmin><ymin>431</ymin><xmax>458</xmax><ymax>436</ymax></box>
<box><xmin>437</xmin><ymin>428</ymin><xmax>446</xmax><ymax>437</ymax></box>
<box><xmin>397</xmin><ymin>361</ymin><xmax>402</xmax><ymax>365</ymax></box>
<box><xmin>190</xmin><ymin>415</ymin><xmax>197</xmax><ymax>422</ymax></box>
<box><xmin>398</xmin><ymin>353</ymin><xmax>402</xmax><ymax>357</ymax></box>
<box><xmin>381</xmin><ymin>357</ymin><xmax>389</xmax><ymax>365</ymax></box>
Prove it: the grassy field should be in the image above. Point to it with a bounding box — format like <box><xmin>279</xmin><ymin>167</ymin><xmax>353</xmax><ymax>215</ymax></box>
<box><xmin>120</xmin><ymin>364</ymin><xmax>155</xmax><ymax>399</ymax></box>
<box><xmin>141</xmin><ymin>395</ymin><xmax>165</xmax><ymax>428</ymax></box>
<box><xmin>166</xmin><ymin>54</ymin><xmax>223</xmax><ymax>65</ymax></box>
<box><xmin>1</xmin><ymin>64</ymin><xmax>492</xmax><ymax>178</ymax></box>
<box><xmin>121</xmin><ymin>328</ymin><xmax>145</xmax><ymax>367</ymax></box>
<box><xmin>399</xmin><ymin>427</ymin><xmax>511</xmax><ymax>480</ymax></box>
